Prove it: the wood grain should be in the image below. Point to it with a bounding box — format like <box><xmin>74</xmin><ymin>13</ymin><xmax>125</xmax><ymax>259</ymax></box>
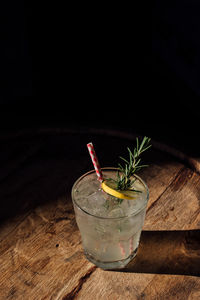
<box><xmin>0</xmin><ymin>130</ymin><xmax>199</xmax><ymax>299</ymax></box>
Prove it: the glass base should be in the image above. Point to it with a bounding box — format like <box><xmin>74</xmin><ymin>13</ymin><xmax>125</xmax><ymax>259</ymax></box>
<box><xmin>84</xmin><ymin>248</ymin><xmax>138</xmax><ymax>270</ymax></box>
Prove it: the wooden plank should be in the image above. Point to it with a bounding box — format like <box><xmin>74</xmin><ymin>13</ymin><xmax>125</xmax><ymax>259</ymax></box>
<box><xmin>140</xmin><ymin>275</ymin><xmax>200</xmax><ymax>300</ymax></box>
<box><xmin>70</xmin><ymin>272</ymin><xmax>200</xmax><ymax>300</ymax></box>
<box><xmin>144</xmin><ymin>167</ymin><xmax>200</xmax><ymax>230</ymax></box>
<box><xmin>74</xmin><ymin>269</ymin><xmax>153</xmax><ymax>300</ymax></box>
<box><xmin>0</xmin><ymin>196</ymin><xmax>94</xmax><ymax>299</ymax></box>
<box><xmin>140</xmin><ymin>161</ymin><xmax>183</xmax><ymax>210</ymax></box>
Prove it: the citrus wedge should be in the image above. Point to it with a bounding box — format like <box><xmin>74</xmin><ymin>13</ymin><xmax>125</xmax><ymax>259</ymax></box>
<box><xmin>101</xmin><ymin>180</ymin><xmax>138</xmax><ymax>200</ymax></box>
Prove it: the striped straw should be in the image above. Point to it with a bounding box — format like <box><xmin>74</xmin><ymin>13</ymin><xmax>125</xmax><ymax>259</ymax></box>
<box><xmin>119</xmin><ymin>242</ymin><xmax>126</xmax><ymax>258</ymax></box>
<box><xmin>87</xmin><ymin>142</ymin><xmax>103</xmax><ymax>182</ymax></box>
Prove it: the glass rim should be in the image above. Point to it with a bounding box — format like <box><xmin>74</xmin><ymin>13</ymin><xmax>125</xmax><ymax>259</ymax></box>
<box><xmin>71</xmin><ymin>167</ymin><xmax>149</xmax><ymax>220</ymax></box>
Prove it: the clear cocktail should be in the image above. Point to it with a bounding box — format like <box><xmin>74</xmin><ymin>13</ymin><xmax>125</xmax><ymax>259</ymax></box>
<box><xmin>72</xmin><ymin>168</ymin><xmax>149</xmax><ymax>269</ymax></box>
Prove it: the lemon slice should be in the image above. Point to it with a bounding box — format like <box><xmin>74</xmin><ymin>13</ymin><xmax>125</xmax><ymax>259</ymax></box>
<box><xmin>101</xmin><ymin>180</ymin><xmax>138</xmax><ymax>200</ymax></box>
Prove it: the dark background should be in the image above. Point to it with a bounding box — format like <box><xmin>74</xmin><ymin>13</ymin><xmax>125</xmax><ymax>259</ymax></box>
<box><xmin>1</xmin><ymin>1</ymin><xmax>199</xmax><ymax>154</ymax></box>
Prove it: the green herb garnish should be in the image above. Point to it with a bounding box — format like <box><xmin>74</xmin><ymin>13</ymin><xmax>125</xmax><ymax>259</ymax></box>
<box><xmin>111</xmin><ymin>136</ymin><xmax>151</xmax><ymax>192</ymax></box>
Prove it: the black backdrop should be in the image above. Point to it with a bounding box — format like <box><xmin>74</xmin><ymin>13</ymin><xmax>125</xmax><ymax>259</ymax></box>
<box><xmin>1</xmin><ymin>1</ymin><xmax>199</xmax><ymax>153</ymax></box>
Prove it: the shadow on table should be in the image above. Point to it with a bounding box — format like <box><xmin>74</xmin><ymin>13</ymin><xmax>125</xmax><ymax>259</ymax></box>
<box><xmin>116</xmin><ymin>230</ymin><xmax>200</xmax><ymax>277</ymax></box>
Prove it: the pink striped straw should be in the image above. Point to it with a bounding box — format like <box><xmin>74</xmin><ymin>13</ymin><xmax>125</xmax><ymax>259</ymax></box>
<box><xmin>129</xmin><ymin>237</ymin><xmax>134</xmax><ymax>254</ymax></box>
<box><xmin>119</xmin><ymin>242</ymin><xmax>126</xmax><ymax>258</ymax></box>
<box><xmin>87</xmin><ymin>142</ymin><xmax>103</xmax><ymax>182</ymax></box>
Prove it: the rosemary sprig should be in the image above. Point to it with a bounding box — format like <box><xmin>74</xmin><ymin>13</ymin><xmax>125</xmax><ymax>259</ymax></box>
<box><xmin>112</xmin><ymin>136</ymin><xmax>151</xmax><ymax>191</ymax></box>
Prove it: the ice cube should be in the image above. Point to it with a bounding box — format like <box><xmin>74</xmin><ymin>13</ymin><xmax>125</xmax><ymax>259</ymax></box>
<box><xmin>107</xmin><ymin>207</ymin><xmax>124</xmax><ymax>218</ymax></box>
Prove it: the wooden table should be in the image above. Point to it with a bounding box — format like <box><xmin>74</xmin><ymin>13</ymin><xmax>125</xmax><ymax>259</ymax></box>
<box><xmin>0</xmin><ymin>128</ymin><xmax>200</xmax><ymax>299</ymax></box>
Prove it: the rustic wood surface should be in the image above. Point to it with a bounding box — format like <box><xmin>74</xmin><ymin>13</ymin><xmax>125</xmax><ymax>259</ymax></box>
<box><xmin>0</xmin><ymin>128</ymin><xmax>200</xmax><ymax>300</ymax></box>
